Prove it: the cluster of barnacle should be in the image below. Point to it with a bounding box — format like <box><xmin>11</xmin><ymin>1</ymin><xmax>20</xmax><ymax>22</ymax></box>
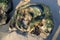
<box><xmin>0</xmin><ymin>0</ymin><xmax>13</xmax><ymax>25</ymax></box>
<box><xmin>9</xmin><ymin>3</ymin><xmax>54</xmax><ymax>38</ymax></box>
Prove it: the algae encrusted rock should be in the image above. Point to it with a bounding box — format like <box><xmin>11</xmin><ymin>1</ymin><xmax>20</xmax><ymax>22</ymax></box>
<box><xmin>9</xmin><ymin>3</ymin><xmax>54</xmax><ymax>38</ymax></box>
<box><xmin>0</xmin><ymin>0</ymin><xmax>13</xmax><ymax>25</ymax></box>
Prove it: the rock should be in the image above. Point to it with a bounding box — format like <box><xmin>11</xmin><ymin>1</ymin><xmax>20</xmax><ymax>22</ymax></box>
<box><xmin>8</xmin><ymin>2</ymin><xmax>54</xmax><ymax>39</ymax></box>
<box><xmin>0</xmin><ymin>0</ymin><xmax>13</xmax><ymax>25</ymax></box>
